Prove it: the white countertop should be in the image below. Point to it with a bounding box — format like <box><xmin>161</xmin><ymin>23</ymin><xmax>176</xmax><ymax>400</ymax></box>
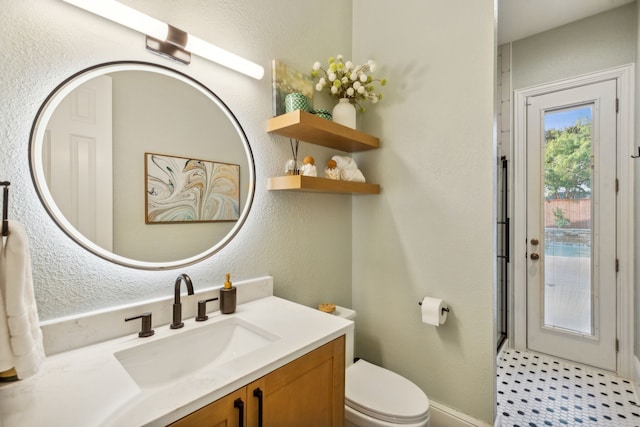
<box><xmin>0</xmin><ymin>296</ymin><xmax>352</xmax><ymax>426</ymax></box>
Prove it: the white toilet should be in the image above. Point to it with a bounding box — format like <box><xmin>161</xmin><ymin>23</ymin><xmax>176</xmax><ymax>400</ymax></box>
<box><xmin>331</xmin><ymin>306</ymin><xmax>431</xmax><ymax>427</ymax></box>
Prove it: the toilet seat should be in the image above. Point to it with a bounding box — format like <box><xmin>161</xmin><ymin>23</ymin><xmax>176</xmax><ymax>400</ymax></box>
<box><xmin>345</xmin><ymin>360</ymin><xmax>430</xmax><ymax>424</ymax></box>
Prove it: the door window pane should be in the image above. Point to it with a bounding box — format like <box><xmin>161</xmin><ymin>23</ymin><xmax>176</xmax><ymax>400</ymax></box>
<box><xmin>542</xmin><ymin>106</ymin><xmax>593</xmax><ymax>335</ymax></box>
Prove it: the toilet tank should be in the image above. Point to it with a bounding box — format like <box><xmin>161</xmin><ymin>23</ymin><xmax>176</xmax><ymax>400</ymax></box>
<box><xmin>331</xmin><ymin>306</ymin><xmax>356</xmax><ymax>367</ymax></box>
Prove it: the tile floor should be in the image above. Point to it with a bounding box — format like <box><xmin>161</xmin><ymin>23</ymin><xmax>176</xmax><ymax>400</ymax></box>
<box><xmin>497</xmin><ymin>348</ymin><xmax>640</xmax><ymax>426</ymax></box>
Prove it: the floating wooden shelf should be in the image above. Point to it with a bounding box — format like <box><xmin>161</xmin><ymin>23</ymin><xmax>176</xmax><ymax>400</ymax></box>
<box><xmin>267</xmin><ymin>110</ymin><xmax>381</xmax><ymax>194</ymax></box>
<box><xmin>267</xmin><ymin>110</ymin><xmax>380</xmax><ymax>152</ymax></box>
<box><xmin>268</xmin><ymin>175</ymin><xmax>380</xmax><ymax>195</ymax></box>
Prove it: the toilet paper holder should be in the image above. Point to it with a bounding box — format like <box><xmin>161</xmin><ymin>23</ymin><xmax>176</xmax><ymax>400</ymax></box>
<box><xmin>418</xmin><ymin>299</ymin><xmax>450</xmax><ymax>314</ymax></box>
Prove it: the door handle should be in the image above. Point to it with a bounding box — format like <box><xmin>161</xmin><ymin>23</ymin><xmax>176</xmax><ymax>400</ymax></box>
<box><xmin>530</xmin><ymin>253</ymin><xmax>540</xmax><ymax>260</ymax></box>
<box><xmin>531</xmin><ymin>238</ymin><xmax>539</xmax><ymax>246</ymax></box>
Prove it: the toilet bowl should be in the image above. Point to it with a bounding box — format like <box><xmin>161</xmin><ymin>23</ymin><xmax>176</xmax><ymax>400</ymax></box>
<box><xmin>331</xmin><ymin>306</ymin><xmax>430</xmax><ymax>427</ymax></box>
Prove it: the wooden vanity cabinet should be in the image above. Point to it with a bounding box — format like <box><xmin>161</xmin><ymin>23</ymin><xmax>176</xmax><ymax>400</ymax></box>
<box><xmin>169</xmin><ymin>388</ymin><xmax>246</xmax><ymax>427</ymax></box>
<box><xmin>169</xmin><ymin>336</ymin><xmax>345</xmax><ymax>427</ymax></box>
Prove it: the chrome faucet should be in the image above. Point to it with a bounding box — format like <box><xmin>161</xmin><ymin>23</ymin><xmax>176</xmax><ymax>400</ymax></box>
<box><xmin>171</xmin><ymin>273</ymin><xmax>194</xmax><ymax>329</ymax></box>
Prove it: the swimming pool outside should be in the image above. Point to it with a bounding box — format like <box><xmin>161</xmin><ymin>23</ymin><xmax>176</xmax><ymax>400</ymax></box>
<box><xmin>544</xmin><ymin>242</ymin><xmax>591</xmax><ymax>258</ymax></box>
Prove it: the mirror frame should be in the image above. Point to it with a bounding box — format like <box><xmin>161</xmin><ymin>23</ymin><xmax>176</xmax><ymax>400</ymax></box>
<box><xmin>29</xmin><ymin>61</ymin><xmax>255</xmax><ymax>270</ymax></box>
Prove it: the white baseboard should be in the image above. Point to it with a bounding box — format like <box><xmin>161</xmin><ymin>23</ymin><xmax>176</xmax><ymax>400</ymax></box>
<box><xmin>428</xmin><ymin>341</ymin><xmax>506</xmax><ymax>426</ymax></box>
<box><xmin>429</xmin><ymin>400</ymin><xmax>492</xmax><ymax>427</ymax></box>
<box><xmin>494</xmin><ymin>413</ymin><xmax>503</xmax><ymax>427</ymax></box>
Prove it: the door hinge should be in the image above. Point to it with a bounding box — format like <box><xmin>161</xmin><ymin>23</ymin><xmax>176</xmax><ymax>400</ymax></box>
<box><xmin>616</xmin><ymin>98</ymin><xmax>619</xmax><ymax>113</ymax></box>
<box><xmin>616</xmin><ymin>178</ymin><xmax>619</xmax><ymax>193</ymax></box>
<box><xmin>616</xmin><ymin>339</ymin><xmax>619</xmax><ymax>352</ymax></box>
<box><xmin>616</xmin><ymin>259</ymin><xmax>619</xmax><ymax>272</ymax></box>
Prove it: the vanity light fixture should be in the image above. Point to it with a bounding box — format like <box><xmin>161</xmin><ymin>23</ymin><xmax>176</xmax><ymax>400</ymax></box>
<box><xmin>61</xmin><ymin>0</ymin><xmax>264</xmax><ymax>80</ymax></box>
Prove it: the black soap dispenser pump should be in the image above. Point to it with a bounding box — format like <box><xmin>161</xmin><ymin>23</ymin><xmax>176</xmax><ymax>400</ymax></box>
<box><xmin>220</xmin><ymin>273</ymin><xmax>236</xmax><ymax>314</ymax></box>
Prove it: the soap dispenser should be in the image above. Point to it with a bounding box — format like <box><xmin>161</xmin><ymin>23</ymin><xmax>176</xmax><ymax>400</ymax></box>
<box><xmin>220</xmin><ymin>273</ymin><xmax>236</xmax><ymax>314</ymax></box>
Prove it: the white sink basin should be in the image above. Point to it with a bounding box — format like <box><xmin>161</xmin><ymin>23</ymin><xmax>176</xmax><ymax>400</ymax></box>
<box><xmin>114</xmin><ymin>317</ymin><xmax>279</xmax><ymax>389</ymax></box>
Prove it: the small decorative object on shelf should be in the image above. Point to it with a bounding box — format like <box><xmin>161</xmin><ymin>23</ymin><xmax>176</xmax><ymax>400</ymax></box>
<box><xmin>285</xmin><ymin>138</ymin><xmax>301</xmax><ymax>175</ymax></box>
<box><xmin>311</xmin><ymin>109</ymin><xmax>332</xmax><ymax>121</ymax></box>
<box><xmin>285</xmin><ymin>159</ymin><xmax>301</xmax><ymax>176</ymax></box>
<box><xmin>311</xmin><ymin>54</ymin><xmax>387</xmax><ymax>129</ymax></box>
<box><xmin>332</xmin><ymin>98</ymin><xmax>356</xmax><ymax>128</ymax></box>
<box><xmin>301</xmin><ymin>156</ymin><xmax>317</xmax><ymax>177</ymax></box>
<box><xmin>285</xmin><ymin>92</ymin><xmax>310</xmax><ymax>113</ymax></box>
<box><xmin>325</xmin><ymin>159</ymin><xmax>340</xmax><ymax>180</ymax></box>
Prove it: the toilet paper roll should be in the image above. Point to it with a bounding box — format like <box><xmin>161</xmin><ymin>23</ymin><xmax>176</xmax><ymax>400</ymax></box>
<box><xmin>420</xmin><ymin>297</ymin><xmax>448</xmax><ymax>326</ymax></box>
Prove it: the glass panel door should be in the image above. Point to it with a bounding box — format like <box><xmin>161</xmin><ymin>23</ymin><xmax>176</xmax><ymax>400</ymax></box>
<box><xmin>526</xmin><ymin>79</ymin><xmax>617</xmax><ymax>371</ymax></box>
<box><xmin>543</xmin><ymin>106</ymin><xmax>593</xmax><ymax>335</ymax></box>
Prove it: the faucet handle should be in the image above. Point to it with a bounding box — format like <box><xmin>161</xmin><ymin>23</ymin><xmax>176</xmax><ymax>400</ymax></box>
<box><xmin>125</xmin><ymin>312</ymin><xmax>155</xmax><ymax>338</ymax></box>
<box><xmin>196</xmin><ymin>297</ymin><xmax>219</xmax><ymax>322</ymax></box>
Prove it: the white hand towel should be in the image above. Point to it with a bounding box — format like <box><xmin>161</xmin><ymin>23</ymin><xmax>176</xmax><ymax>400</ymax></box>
<box><xmin>0</xmin><ymin>220</ymin><xmax>45</xmax><ymax>379</ymax></box>
<box><xmin>332</xmin><ymin>155</ymin><xmax>358</xmax><ymax>171</ymax></box>
<box><xmin>331</xmin><ymin>155</ymin><xmax>366</xmax><ymax>182</ymax></box>
<box><xmin>340</xmin><ymin>168</ymin><xmax>366</xmax><ymax>182</ymax></box>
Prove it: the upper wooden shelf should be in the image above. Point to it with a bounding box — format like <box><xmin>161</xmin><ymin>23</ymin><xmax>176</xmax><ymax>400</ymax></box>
<box><xmin>267</xmin><ymin>110</ymin><xmax>380</xmax><ymax>152</ymax></box>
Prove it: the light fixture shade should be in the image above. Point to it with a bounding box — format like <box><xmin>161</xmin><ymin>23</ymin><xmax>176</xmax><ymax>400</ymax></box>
<box><xmin>186</xmin><ymin>35</ymin><xmax>264</xmax><ymax>80</ymax></box>
<box><xmin>62</xmin><ymin>0</ymin><xmax>169</xmax><ymax>41</ymax></box>
<box><xmin>61</xmin><ymin>0</ymin><xmax>264</xmax><ymax>80</ymax></box>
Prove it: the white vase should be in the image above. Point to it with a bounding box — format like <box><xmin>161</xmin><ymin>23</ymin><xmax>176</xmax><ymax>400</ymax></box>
<box><xmin>332</xmin><ymin>98</ymin><xmax>356</xmax><ymax>129</ymax></box>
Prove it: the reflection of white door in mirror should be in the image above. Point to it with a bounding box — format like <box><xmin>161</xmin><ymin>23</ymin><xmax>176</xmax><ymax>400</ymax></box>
<box><xmin>44</xmin><ymin>75</ymin><xmax>113</xmax><ymax>251</ymax></box>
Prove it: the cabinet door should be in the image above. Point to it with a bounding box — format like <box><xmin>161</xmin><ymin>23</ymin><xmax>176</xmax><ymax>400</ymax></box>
<box><xmin>248</xmin><ymin>336</ymin><xmax>345</xmax><ymax>427</ymax></box>
<box><xmin>169</xmin><ymin>388</ymin><xmax>246</xmax><ymax>427</ymax></box>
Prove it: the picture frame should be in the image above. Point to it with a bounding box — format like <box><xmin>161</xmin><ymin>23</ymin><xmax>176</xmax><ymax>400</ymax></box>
<box><xmin>271</xmin><ymin>59</ymin><xmax>314</xmax><ymax>116</ymax></box>
<box><xmin>145</xmin><ymin>152</ymin><xmax>240</xmax><ymax>223</ymax></box>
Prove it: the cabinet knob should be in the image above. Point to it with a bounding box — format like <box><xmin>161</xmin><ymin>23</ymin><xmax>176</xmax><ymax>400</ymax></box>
<box><xmin>531</xmin><ymin>238</ymin><xmax>539</xmax><ymax>246</ymax></box>
<box><xmin>530</xmin><ymin>253</ymin><xmax>540</xmax><ymax>260</ymax></box>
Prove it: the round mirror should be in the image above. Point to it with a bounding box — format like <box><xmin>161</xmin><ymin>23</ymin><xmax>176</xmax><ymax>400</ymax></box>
<box><xmin>29</xmin><ymin>62</ymin><xmax>255</xmax><ymax>270</ymax></box>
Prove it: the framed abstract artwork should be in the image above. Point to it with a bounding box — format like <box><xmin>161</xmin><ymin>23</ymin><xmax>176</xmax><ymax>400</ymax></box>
<box><xmin>145</xmin><ymin>153</ymin><xmax>240</xmax><ymax>223</ymax></box>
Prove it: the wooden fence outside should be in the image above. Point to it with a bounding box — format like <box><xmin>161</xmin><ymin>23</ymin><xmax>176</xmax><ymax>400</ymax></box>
<box><xmin>544</xmin><ymin>198</ymin><xmax>591</xmax><ymax>229</ymax></box>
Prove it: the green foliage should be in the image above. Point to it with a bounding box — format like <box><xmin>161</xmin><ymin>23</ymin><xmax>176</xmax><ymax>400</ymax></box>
<box><xmin>553</xmin><ymin>207</ymin><xmax>570</xmax><ymax>228</ymax></box>
<box><xmin>544</xmin><ymin>120</ymin><xmax>592</xmax><ymax>199</ymax></box>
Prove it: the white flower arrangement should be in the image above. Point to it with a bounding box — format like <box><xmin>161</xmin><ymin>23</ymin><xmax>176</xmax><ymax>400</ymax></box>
<box><xmin>311</xmin><ymin>54</ymin><xmax>387</xmax><ymax>112</ymax></box>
